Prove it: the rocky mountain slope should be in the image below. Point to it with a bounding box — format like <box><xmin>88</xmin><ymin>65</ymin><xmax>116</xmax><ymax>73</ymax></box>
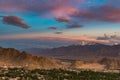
<box><xmin>0</xmin><ymin>47</ymin><xmax>64</xmax><ymax>69</ymax></box>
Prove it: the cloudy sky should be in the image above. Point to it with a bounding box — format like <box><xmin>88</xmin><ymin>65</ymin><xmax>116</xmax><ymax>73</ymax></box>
<box><xmin>0</xmin><ymin>0</ymin><xmax>120</xmax><ymax>49</ymax></box>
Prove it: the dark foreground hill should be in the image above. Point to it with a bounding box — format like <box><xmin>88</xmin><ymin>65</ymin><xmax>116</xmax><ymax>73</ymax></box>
<box><xmin>0</xmin><ymin>47</ymin><xmax>63</xmax><ymax>69</ymax></box>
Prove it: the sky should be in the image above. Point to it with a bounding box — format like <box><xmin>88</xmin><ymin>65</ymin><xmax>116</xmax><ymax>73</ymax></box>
<box><xmin>0</xmin><ymin>0</ymin><xmax>120</xmax><ymax>49</ymax></box>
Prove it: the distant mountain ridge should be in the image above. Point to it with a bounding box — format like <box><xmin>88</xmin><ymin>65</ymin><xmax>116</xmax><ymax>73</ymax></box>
<box><xmin>24</xmin><ymin>43</ymin><xmax>120</xmax><ymax>60</ymax></box>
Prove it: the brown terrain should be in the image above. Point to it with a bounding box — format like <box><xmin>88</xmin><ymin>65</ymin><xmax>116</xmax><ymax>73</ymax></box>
<box><xmin>0</xmin><ymin>47</ymin><xmax>64</xmax><ymax>69</ymax></box>
<box><xmin>0</xmin><ymin>45</ymin><xmax>120</xmax><ymax>71</ymax></box>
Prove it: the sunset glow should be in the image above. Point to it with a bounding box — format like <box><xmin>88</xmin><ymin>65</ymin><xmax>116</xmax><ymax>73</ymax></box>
<box><xmin>0</xmin><ymin>0</ymin><xmax>120</xmax><ymax>49</ymax></box>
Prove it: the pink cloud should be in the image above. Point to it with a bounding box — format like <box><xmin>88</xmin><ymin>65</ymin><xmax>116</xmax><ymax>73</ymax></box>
<box><xmin>70</xmin><ymin>37</ymin><xmax>109</xmax><ymax>43</ymax></box>
<box><xmin>0</xmin><ymin>0</ymin><xmax>83</xmax><ymax>17</ymax></box>
<box><xmin>0</xmin><ymin>2</ymin><xmax>26</xmax><ymax>12</ymax></box>
<box><xmin>0</xmin><ymin>33</ymin><xmax>108</xmax><ymax>43</ymax></box>
<box><xmin>52</xmin><ymin>7</ymin><xmax>77</xmax><ymax>17</ymax></box>
<box><xmin>72</xmin><ymin>6</ymin><xmax>120</xmax><ymax>23</ymax></box>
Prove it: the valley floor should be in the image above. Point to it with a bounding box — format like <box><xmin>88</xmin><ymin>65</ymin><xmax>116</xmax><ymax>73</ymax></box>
<box><xmin>0</xmin><ymin>68</ymin><xmax>120</xmax><ymax>80</ymax></box>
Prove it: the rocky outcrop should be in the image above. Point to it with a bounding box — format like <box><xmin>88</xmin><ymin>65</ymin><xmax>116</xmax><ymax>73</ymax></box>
<box><xmin>99</xmin><ymin>57</ymin><xmax>120</xmax><ymax>70</ymax></box>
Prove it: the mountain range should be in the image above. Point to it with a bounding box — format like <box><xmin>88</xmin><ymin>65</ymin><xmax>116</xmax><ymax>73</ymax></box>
<box><xmin>0</xmin><ymin>44</ymin><xmax>120</xmax><ymax>71</ymax></box>
<box><xmin>23</xmin><ymin>43</ymin><xmax>120</xmax><ymax>61</ymax></box>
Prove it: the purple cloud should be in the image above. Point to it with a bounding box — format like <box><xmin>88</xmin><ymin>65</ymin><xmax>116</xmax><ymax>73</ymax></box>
<box><xmin>55</xmin><ymin>17</ymin><xmax>70</xmax><ymax>23</ymax></box>
<box><xmin>2</xmin><ymin>16</ymin><xmax>30</xmax><ymax>29</ymax></box>
<box><xmin>0</xmin><ymin>0</ymin><xmax>82</xmax><ymax>17</ymax></box>
<box><xmin>49</xmin><ymin>26</ymin><xmax>57</xmax><ymax>30</ymax></box>
<box><xmin>67</xmin><ymin>23</ymin><xmax>83</xmax><ymax>29</ymax></box>
<box><xmin>71</xmin><ymin>6</ymin><xmax>120</xmax><ymax>23</ymax></box>
<box><xmin>54</xmin><ymin>31</ymin><xmax>63</xmax><ymax>34</ymax></box>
